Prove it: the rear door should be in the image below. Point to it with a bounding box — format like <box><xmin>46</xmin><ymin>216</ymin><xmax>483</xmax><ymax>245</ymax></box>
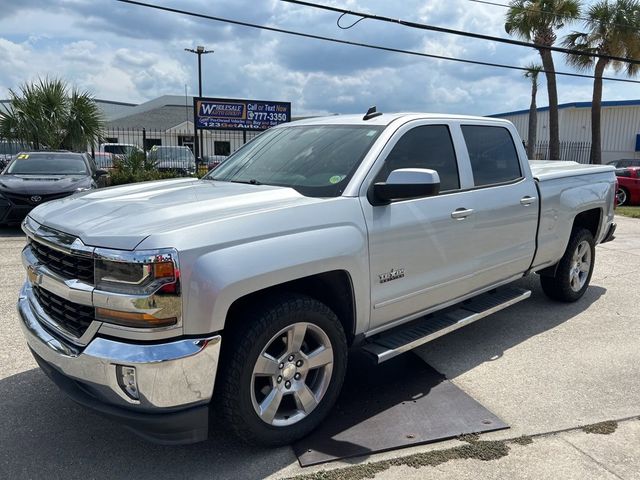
<box><xmin>459</xmin><ymin>124</ymin><xmax>538</xmax><ymax>290</ymax></box>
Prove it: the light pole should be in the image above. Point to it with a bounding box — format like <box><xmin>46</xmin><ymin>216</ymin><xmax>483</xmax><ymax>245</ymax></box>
<box><xmin>185</xmin><ymin>46</ymin><xmax>214</xmax><ymax>163</ymax></box>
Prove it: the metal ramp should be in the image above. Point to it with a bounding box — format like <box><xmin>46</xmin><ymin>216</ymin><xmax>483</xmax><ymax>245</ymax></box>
<box><xmin>363</xmin><ymin>286</ymin><xmax>531</xmax><ymax>364</ymax></box>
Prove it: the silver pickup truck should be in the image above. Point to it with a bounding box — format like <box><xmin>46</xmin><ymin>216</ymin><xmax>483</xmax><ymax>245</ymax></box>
<box><xmin>17</xmin><ymin>112</ymin><xmax>616</xmax><ymax>446</ymax></box>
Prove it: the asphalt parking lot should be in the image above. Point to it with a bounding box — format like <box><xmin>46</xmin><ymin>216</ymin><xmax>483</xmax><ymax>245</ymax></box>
<box><xmin>1</xmin><ymin>216</ymin><xmax>639</xmax><ymax>480</ymax></box>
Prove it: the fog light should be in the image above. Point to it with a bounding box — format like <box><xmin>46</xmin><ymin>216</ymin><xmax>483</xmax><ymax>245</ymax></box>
<box><xmin>116</xmin><ymin>365</ymin><xmax>139</xmax><ymax>400</ymax></box>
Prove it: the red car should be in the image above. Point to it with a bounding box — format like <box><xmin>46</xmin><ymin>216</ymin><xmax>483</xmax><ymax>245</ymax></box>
<box><xmin>616</xmin><ymin>167</ymin><xmax>640</xmax><ymax>206</ymax></box>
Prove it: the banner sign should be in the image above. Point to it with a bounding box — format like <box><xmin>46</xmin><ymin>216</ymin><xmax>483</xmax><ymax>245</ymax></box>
<box><xmin>194</xmin><ymin>97</ymin><xmax>292</xmax><ymax>131</ymax></box>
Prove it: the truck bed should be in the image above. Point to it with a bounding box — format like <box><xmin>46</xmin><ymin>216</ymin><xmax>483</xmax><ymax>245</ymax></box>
<box><xmin>530</xmin><ymin>160</ymin><xmax>615</xmax><ymax>182</ymax></box>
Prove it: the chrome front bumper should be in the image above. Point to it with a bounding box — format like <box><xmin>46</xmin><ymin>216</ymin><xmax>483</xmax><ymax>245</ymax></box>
<box><xmin>18</xmin><ymin>282</ymin><xmax>221</xmax><ymax>412</ymax></box>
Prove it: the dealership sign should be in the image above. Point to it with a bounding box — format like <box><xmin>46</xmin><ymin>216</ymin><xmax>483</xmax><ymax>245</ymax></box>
<box><xmin>194</xmin><ymin>97</ymin><xmax>291</xmax><ymax>131</ymax></box>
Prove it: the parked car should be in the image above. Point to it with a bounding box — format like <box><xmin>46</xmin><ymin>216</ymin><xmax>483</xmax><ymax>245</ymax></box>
<box><xmin>615</xmin><ymin>167</ymin><xmax>640</xmax><ymax>206</ymax></box>
<box><xmin>17</xmin><ymin>112</ymin><xmax>616</xmax><ymax>446</ymax></box>
<box><xmin>607</xmin><ymin>158</ymin><xmax>640</xmax><ymax>168</ymax></box>
<box><xmin>147</xmin><ymin>145</ymin><xmax>196</xmax><ymax>176</ymax></box>
<box><xmin>99</xmin><ymin>143</ymin><xmax>143</xmax><ymax>158</ymax></box>
<box><xmin>92</xmin><ymin>152</ymin><xmax>116</xmax><ymax>170</ymax></box>
<box><xmin>0</xmin><ymin>151</ymin><xmax>106</xmax><ymax>224</ymax></box>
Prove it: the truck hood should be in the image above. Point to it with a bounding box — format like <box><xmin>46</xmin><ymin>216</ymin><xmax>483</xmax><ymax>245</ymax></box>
<box><xmin>28</xmin><ymin>178</ymin><xmax>322</xmax><ymax>250</ymax></box>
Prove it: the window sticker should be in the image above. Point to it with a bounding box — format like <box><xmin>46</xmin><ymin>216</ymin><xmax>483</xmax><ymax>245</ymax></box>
<box><xmin>329</xmin><ymin>175</ymin><xmax>345</xmax><ymax>184</ymax></box>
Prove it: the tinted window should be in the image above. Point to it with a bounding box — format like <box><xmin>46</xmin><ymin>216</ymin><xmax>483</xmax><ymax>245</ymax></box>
<box><xmin>462</xmin><ymin>126</ymin><xmax>522</xmax><ymax>186</ymax></box>
<box><xmin>375</xmin><ymin>125</ymin><xmax>460</xmax><ymax>191</ymax></box>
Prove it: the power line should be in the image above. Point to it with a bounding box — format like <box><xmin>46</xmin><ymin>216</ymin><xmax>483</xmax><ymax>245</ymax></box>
<box><xmin>465</xmin><ymin>0</ymin><xmax>635</xmax><ymax>31</ymax></box>
<box><xmin>278</xmin><ymin>0</ymin><xmax>640</xmax><ymax>65</ymax></box>
<box><xmin>114</xmin><ymin>0</ymin><xmax>640</xmax><ymax>84</ymax></box>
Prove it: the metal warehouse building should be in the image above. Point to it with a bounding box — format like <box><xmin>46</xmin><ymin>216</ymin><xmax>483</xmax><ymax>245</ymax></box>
<box><xmin>491</xmin><ymin>99</ymin><xmax>640</xmax><ymax>164</ymax></box>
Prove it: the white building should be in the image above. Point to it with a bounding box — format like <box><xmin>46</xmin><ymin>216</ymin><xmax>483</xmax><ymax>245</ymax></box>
<box><xmin>491</xmin><ymin>99</ymin><xmax>640</xmax><ymax>163</ymax></box>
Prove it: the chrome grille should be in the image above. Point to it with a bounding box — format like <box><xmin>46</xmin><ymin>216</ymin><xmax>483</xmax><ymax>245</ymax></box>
<box><xmin>32</xmin><ymin>285</ymin><xmax>95</xmax><ymax>338</ymax></box>
<box><xmin>30</xmin><ymin>240</ymin><xmax>94</xmax><ymax>284</ymax></box>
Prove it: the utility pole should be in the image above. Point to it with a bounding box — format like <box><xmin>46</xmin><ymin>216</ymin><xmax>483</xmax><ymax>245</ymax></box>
<box><xmin>184</xmin><ymin>46</ymin><xmax>214</xmax><ymax>164</ymax></box>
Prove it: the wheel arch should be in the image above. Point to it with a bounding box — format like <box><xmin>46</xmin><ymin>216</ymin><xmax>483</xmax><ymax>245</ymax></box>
<box><xmin>225</xmin><ymin>270</ymin><xmax>358</xmax><ymax>346</ymax></box>
<box><xmin>538</xmin><ymin>207</ymin><xmax>601</xmax><ymax>278</ymax></box>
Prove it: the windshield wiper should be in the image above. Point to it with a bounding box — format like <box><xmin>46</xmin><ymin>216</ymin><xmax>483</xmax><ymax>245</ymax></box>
<box><xmin>209</xmin><ymin>178</ymin><xmax>262</xmax><ymax>185</ymax></box>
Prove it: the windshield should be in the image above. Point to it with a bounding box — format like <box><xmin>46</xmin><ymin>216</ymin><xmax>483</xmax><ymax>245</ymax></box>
<box><xmin>6</xmin><ymin>153</ymin><xmax>89</xmax><ymax>175</ymax></box>
<box><xmin>207</xmin><ymin>125</ymin><xmax>384</xmax><ymax>197</ymax></box>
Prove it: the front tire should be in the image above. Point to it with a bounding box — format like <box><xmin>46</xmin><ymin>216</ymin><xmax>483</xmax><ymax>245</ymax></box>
<box><xmin>540</xmin><ymin>228</ymin><xmax>595</xmax><ymax>302</ymax></box>
<box><xmin>217</xmin><ymin>293</ymin><xmax>348</xmax><ymax>446</ymax></box>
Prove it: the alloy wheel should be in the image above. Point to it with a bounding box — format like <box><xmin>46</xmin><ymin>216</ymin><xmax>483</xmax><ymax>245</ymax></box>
<box><xmin>569</xmin><ymin>240</ymin><xmax>591</xmax><ymax>292</ymax></box>
<box><xmin>250</xmin><ymin>322</ymin><xmax>334</xmax><ymax>427</ymax></box>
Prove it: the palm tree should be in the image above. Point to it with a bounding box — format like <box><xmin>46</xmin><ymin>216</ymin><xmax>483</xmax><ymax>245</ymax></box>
<box><xmin>524</xmin><ymin>63</ymin><xmax>543</xmax><ymax>158</ymax></box>
<box><xmin>506</xmin><ymin>0</ymin><xmax>581</xmax><ymax>160</ymax></box>
<box><xmin>563</xmin><ymin>0</ymin><xmax>640</xmax><ymax>164</ymax></box>
<box><xmin>0</xmin><ymin>78</ymin><xmax>103</xmax><ymax>151</ymax></box>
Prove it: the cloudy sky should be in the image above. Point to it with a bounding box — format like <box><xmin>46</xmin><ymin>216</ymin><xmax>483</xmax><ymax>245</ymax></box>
<box><xmin>0</xmin><ymin>0</ymin><xmax>636</xmax><ymax>116</ymax></box>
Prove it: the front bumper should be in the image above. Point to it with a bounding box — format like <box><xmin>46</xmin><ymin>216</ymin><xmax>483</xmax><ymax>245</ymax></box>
<box><xmin>18</xmin><ymin>283</ymin><xmax>222</xmax><ymax>444</ymax></box>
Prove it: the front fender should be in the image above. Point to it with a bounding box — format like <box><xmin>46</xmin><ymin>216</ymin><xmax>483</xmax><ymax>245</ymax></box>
<box><xmin>184</xmin><ymin>225</ymin><xmax>370</xmax><ymax>335</ymax></box>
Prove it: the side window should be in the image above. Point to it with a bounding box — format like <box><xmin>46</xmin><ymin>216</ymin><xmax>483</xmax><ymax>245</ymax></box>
<box><xmin>375</xmin><ymin>125</ymin><xmax>460</xmax><ymax>191</ymax></box>
<box><xmin>461</xmin><ymin>126</ymin><xmax>522</xmax><ymax>187</ymax></box>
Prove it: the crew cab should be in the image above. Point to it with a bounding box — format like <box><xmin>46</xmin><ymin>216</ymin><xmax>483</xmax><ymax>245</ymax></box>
<box><xmin>17</xmin><ymin>112</ymin><xmax>616</xmax><ymax>446</ymax></box>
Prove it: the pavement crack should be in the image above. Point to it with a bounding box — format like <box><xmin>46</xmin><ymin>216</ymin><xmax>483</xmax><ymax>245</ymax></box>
<box><xmin>560</xmin><ymin>437</ymin><xmax>625</xmax><ymax>480</ymax></box>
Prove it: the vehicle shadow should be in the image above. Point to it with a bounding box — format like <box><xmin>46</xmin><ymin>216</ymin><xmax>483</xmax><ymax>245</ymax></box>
<box><xmin>0</xmin><ymin>369</ymin><xmax>295</xmax><ymax>480</ymax></box>
<box><xmin>416</xmin><ymin>274</ymin><xmax>607</xmax><ymax>379</ymax></box>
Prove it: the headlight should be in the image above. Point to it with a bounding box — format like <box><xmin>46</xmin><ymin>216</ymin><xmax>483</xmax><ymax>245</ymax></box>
<box><xmin>76</xmin><ymin>186</ymin><xmax>92</xmax><ymax>192</ymax></box>
<box><xmin>94</xmin><ymin>250</ymin><xmax>178</xmax><ymax>295</ymax></box>
<box><xmin>93</xmin><ymin>248</ymin><xmax>180</xmax><ymax>329</ymax></box>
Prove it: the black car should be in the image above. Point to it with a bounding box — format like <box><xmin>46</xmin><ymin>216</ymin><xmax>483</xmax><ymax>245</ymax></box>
<box><xmin>0</xmin><ymin>151</ymin><xmax>106</xmax><ymax>224</ymax></box>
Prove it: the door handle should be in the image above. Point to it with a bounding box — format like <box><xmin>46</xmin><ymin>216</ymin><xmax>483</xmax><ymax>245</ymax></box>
<box><xmin>520</xmin><ymin>196</ymin><xmax>537</xmax><ymax>206</ymax></box>
<box><xmin>451</xmin><ymin>208</ymin><xmax>474</xmax><ymax>219</ymax></box>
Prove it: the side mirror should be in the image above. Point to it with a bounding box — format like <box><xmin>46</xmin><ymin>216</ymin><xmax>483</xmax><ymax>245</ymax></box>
<box><xmin>372</xmin><ymin>168</ymin><xmax>440</xmax><ymax>204</ymax></box>
<box><xmin>95</xmin><ymin>169</ymin><xmax>109</xmax><ymax>177</ymax></box>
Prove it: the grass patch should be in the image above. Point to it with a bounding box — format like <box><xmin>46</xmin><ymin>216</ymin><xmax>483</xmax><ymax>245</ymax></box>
<box><xmin>616</xmin><ymin>206</ymin><xmax>640</xmax><ymax>219</ymax></box>
<box><xmin>288</xmin><ymin>441</ymin><xmax>510</xmax><ymax>480</ymax></box>
<box><xmin>457</xmin><ymin>433</ymin><xmax>480</xmax><ymax>443</ymax></box>
<box><xmin>583</xmin><ymin>421</ymin><xmax>618</xmax><ymax>435</ymax></box>
<box><xmin>511</xmin><ymin>435</ymin><xmax>534</xmax><ymax>446</ymax></box>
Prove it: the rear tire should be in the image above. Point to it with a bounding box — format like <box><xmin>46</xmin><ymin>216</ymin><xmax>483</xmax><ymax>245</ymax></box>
<box><xmin>540</xmin><ymin>228</ymin><xmax>595</xmax><ymax>302</ymax></box>
<box><xmin>217</xmin><ymin>293</ymin><xmax>348</xmax><ymax>446</ymax></box>
<box><xmin>616</xmin><ymin>187</ymin><xmax>629</xmax><ymax>206</ymax></box>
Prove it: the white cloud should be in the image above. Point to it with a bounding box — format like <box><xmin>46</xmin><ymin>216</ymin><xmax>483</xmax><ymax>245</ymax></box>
<box><xmin>0</xmin><ymin>0</ymin><xmax>636</xmax><ymax>116</ymax></box>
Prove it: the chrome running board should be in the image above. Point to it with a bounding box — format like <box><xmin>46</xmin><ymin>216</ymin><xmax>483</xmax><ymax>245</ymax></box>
<box><xmin>362</xmin><ymin>287</ymin><xmax>531</xmax><ymax>364</ymax></box>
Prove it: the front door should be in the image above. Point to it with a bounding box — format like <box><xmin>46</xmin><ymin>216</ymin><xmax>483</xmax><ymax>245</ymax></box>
<box><xmin>361</xmin><ymin>123</ymin><xmax>480</xmax><ymax>330</ymax></box>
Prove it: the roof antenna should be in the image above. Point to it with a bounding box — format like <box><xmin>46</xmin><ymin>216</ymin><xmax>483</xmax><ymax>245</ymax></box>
<box><xmin>363</xmin><ymin>105</ymin><xmax>382</xmax><ymax>121</ymax></box>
